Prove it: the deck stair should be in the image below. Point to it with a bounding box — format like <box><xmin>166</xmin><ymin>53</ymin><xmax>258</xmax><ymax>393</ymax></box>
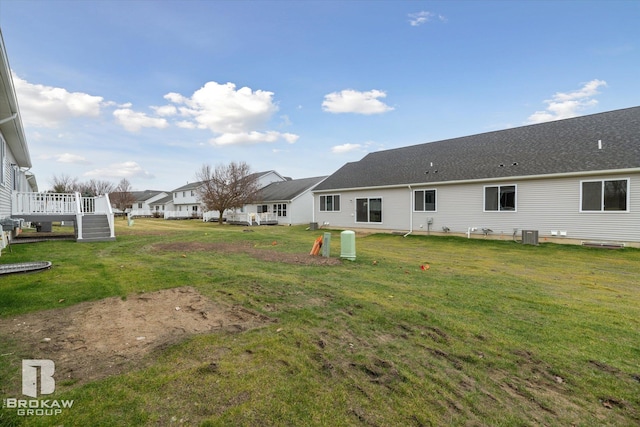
<box><xmin>79</xmin><ymin>214</ymin><xmax>115</xmax><ymax>242</ymax></box>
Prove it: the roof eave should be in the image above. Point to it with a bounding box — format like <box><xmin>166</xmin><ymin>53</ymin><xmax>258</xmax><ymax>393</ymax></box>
<box><xmin>0</xmin><ymin>30</ymin><xmax>32</xmax><ymax>168</ymax></box>
<box><xmin>312</xmin><ymin>168</ymin><xmax>640</xmax><ymax>193</ymax></box>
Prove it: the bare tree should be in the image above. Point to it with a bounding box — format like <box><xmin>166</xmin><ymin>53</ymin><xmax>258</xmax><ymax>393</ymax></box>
<box><xmin>50</xmin><ymin>174</ymin><xmax>79</xmax><ymax>193</ymax></box>
<box><xmin>79</xmin><ymin>179</ymin><xmax>116</xmax><ymax>197</ymax></box>
<box><xmin>195</xmin><ymin>162</ymin><xmax>260</xmax><ymax>224</ymax></box>
<box><xmin>111</xmin><ymin>178</ymin><xmax>137</xmax><ymax>218</ymax></box>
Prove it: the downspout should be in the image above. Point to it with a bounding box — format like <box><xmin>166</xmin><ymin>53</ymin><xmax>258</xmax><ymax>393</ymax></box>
<box><xmin>404</xmin><ymin>185</ymin><xmax>413</xmax><ymax>237</ymax></box>
<box><xmin>0</xmin><ymin>113</ymin><xmax>17</xmax><ymax>126</ymax></box>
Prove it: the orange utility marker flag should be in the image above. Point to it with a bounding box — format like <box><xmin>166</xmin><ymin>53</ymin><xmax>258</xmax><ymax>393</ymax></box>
<box><xmin>310</xmin><ymin>236</ymin><xmax>323</xmax><ymax>255</ymax></box>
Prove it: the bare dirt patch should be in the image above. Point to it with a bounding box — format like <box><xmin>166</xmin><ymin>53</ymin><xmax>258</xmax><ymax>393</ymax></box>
<box><xmin>0</xmin><ymin>287</ymin><xmax>273</xmax><ymax>389</ymax></box>
<box><xmin>153</xmin><ymin>241</ymin><xmax>343</xmax><ymax>265</ymax></box>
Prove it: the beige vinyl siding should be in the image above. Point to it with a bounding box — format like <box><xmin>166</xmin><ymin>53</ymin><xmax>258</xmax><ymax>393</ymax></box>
<box><xmin>315</xmin><ymin>188</ymin><xmax>410</xmax><ymax>231</ymax></box>
<box><xmin>318</xmin><ymin>172</ymin><xmax>640</xmax><ymax>243</ymax></box>
<box><xmin>417</xmin><ymin>173</ymin><xmax>640</xmax><ymax>242</ymax></box>
<box><xmin>0</xmin><ymin>136</ymin><xmax>12</xmax><ymax>218</ymax></box>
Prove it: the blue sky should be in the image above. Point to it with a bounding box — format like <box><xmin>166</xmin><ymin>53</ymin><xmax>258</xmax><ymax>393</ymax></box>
<box><xmin>1</xmin><ymin>0</ymin><xmax>638</xmax><ymax>192</ymax></box>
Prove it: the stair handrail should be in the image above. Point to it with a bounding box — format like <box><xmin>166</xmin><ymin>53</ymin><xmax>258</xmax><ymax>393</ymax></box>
<box><xmin>74</xmin><ymin>192</ymin><xmax>84</xmax><ymax>239</ymax></box>
<box><xmin>102</xmin><ymin>194</ymin><xmax>115</xmax><ymax>238</ymax></box>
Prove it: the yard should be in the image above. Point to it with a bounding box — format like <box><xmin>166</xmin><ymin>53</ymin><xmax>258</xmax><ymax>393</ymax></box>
<box><xmin>1</xmin><ymin>218</ymin><xmax>639</xmax><ymax>426</ymax></box>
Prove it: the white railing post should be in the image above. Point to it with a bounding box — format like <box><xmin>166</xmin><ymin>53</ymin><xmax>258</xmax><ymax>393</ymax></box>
<box><xmin>75</xmin><ymin>192</ymin><xmax>84</xmax><ymax>240</ymax></box>
<box><xmin>102</xmin><ymin>194</ymin><xmax>115</xmax><ymax>238</ymax></box>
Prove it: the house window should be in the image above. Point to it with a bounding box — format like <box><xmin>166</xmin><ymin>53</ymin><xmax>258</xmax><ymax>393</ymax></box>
<box><xmin>356</xmin><ymin>197</ymin><xmax>382</xmax><ymax>223</ymax></box>
<box><xmin>414</xmin><ymin>189</ymin><xmax>436</xmax><ymax>211</ymax></box>
<box><xmin>484</xmin><ymin>185</ymin><xmax>516</xmax><ymax>211</ymax></box>
<box><xmin>581</xmin><ymin>179</ymin><xmax>629</xmax><ymax>212</ymax></box>
<box><xmin>257</xmin><ymin>205</ymin><xmax>268</xmax><ymax>213</ymax></box>
<box><xmin>273</xmin><ymin>204</ymin><xmax>287</xmax><ymax>217</ymax></box>
<box><xmin>138</xmin><ymin>203</ymin><xmax>143</xmax><ymax>209</ymax></box>
<box><xmin>12</xmin><ymin>165</ymin><xmax>19</xmax><ymax>191</ymax></box>
<box><xmin>319</xmin><ymin>195</ymin><xmax>340</xmax><ymax>211</ymax></box>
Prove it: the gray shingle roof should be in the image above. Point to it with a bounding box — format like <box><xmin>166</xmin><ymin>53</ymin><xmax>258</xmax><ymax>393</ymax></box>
<box><xmin>257</xmin><ymin>176</ymin><xmax>327</xmax><ymax>202</ymax></box>
<box><xmin>131</xmin><ymin>190</ymin><xmax>166</xmax><ymax>202</ymax></box>
<box><xmin>171</xmin><ymin>181</ymin><xmax>204</xmax><ymax>192</ymax></box>
<box><xmin>314</xmin><ymin>106</ymin><xmax>640</xmax><ymax>191</ymax></box>
<box><xmin>150</xmin><ymin>195</ymin><xmax>173</xmax><ymax>205</ymax></box>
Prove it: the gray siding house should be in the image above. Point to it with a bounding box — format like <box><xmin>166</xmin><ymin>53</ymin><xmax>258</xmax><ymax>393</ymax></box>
<box><xmin>169</xmin><ymin>171</ymin><xmax>289</xmax><ymax>221</ymax></box>
<box><xmin>129</xmin><ymin>190</ymin><xmax>168</xmax><ymax>217</ymax></box>
<box><xmin>313</xmin><ymin>106</ymin><xmax>640</xmax><ymax>247</ymax></box>
<box><xmin>245</xmin><ymin>176</ymin><xmax>327</xmax><ymax>225</ymax></box>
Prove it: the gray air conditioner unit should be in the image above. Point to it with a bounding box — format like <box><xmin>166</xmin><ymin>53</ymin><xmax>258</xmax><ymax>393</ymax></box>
<box><xmin>522</xmin><ymin>230</ymin><xmax>539</xmax><ymax>245</ymax></box>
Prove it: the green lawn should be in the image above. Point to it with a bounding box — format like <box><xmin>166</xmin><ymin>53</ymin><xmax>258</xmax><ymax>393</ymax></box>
<box><xmin>1</xmin><ymin>218</ymin><xmax>639</xmax><ymax>426</ymax></box>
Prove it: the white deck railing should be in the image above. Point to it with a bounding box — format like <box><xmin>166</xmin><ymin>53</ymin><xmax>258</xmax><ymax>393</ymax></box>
<box><xmin>12</xmin><ymin>192</ymin><xmax>79</xmax><ymax>215</ymax></box>
<box><xmin>163</xmin><ymin>210</ymin><xmax>202</xmax><ymax>220</ymax></box>
<box><xmin>129</xmin><ymin>208</ymin><xmax>153</xmax><ymax>217</ymax></box>
<box><xmin>11</xmin><ymin>192</ymin><xmax>115</xmax><ymax>239</ymax></box>
<box><xmin>11</xmin><ymin>192</ymin><xmax>114</xmax><ymax>216</ymax></box>
<box><xmin>226</xmin><ymin>212</ymin><xmax>278</xmax><ymax>225</ymax></box>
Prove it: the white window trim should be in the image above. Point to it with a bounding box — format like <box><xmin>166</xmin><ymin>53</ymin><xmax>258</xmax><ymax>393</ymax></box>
<box><xmin>579</xmin><ymin>178</ymin><xmax>630</xmax><ymax>213</ymax></box>
<box><xmin>413</xmin><ymin>189</ymin><xmax>437</xmax><ymax>212</ymax></box>
<box><xmin>319</xmin><ymin>194</ymin><xmax>341</xmax><ymax>212</ymax></box>
<box><xmin>483</xmin><ymin>184</ymin><xmax>517</xmax><ymax>212</ymax></box>
<box><xmin>355</xmin><ymin>196</ymin><xmax>383</xmax><ymax>224</ymax></box>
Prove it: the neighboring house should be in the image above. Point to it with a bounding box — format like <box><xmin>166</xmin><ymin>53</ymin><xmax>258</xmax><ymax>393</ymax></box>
<box><xmin>148</xmin><ymin>194</ymin><xmax>173</xmax><ymax>217</ymax></box>
<box><xmin>313</xmin><ymin>106</ymin><xmax>640</xmax><ymax>247</ymax></box>
<box><xmin>242</xmin><ymin>176</ymin><xmax>327</xmax><ymax>226</ymax></box>
<box><xmin>169</xmin><ymin>170</ymin><xmax>289</xmax><ymax>220</ymax></box>
<box><xmin>166</xmin><ymin>181</ymin><xmax>205</xmax><ymax>219</ymax></box>
<box><xmin>128</xmin><ymin>190</ymin><xmax>168</xmax><ymax>217</ymax></box>
<box><xmin>218</xmin><ymin>170</ymin><xmax>290</xmax><ymax>223</ymax></box>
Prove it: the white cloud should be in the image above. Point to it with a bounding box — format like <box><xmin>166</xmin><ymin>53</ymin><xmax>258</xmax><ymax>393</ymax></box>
<box><xmin>167</xmin><ymin>81</ymin><xmax>278</xmax><ymax>133</ymax></box>
<box><xmin>331</xmin><ymin>143</ymin><xmax>362</xmax><ymax>154</ymax></box>
<box><xmin>281</xmin><ymin>133</ymin><xmax>299</xmax><ymax>144</ymax></box>
<box><xmin>165</xmin><ymin>81</ymin><xmax>299</xmax><ymax>146</ymax></box>
<box><xmin>84</xmin><ymin>161</ymin><xmax>154</xmax><ymax>179</ymax></box>
<box><xmin>113</xmin><ymin>108</ymin><xmax>169</xmax><ymax>132</ymax></box>
<box><xmin>279</xmin><ymin>114</ymin><xmax>292</xmax><ymax>127</ymax></box>
<box><xmin>408</xmin><ymin>11</ymin><xmax>447</xmax><ymax>26</ymax></box>
<box><xmin>151</xmin><ymin>105</ymin><xmax>178</xmax><ymax>116</ymax></box>
<box><xmin>176</xmin><ymin>120</ymin><xmax>197</xmax><ymax>129</ymax></box>
<box><xmin>164</xmin><ymin>92</ymin><xmax>187</xmax><ymax>104</ymax></box>
<box><xmin>322</xmin><ymin>89</ymin><xmax>394</xmax><ymax>115</ymax></box>
<box><xmin>527</xmin><ymin>79</ymin><xmax>607</xmax><ymax>124</ymax></box>
<box><xmin>210</xmin><ymin>131</ymin><xmax>299</xmax><ymax>146</ymax></box>
<box><xmin>12</xmin><ymin>72</ymin><xmax>104</xmax><ymax>128</ymax></box>
<box><xmin>15</xmin><ymin>74</ymin><xmax>298</xmax><ymax>149</ymax></box>
<box><xmin>55</xmin><ymin>153</ymin><xmax>89</xmax><ymax>164</ymax></box>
